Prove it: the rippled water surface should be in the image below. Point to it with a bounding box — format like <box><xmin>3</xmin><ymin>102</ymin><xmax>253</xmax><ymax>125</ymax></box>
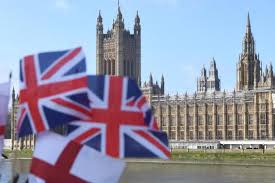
<box><xmin>1</xmin><ymin>160</ymin><xmax>275</xmax><ymax>183</ymax></box>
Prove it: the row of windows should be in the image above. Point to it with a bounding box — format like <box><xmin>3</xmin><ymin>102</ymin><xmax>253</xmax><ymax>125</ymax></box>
<box><xmin>161</xmin><ymin>113</ymin><xmax>269</xmax><ymax>126</ymax></box>
<box><xmin>157</xmin><ymin>103</ymin><xmax>269</xmax><ymax>114</ymax></box>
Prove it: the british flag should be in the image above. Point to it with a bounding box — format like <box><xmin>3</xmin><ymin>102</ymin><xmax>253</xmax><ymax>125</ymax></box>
<box><xmin>17</xmin><ymin>47</ymin><xmax>90</xmax><ymax>137</ymax></box>
<box><xmin>66</xmin><ymin>75</ymin><xmax>170</xmax><ymax>159</ymax></box>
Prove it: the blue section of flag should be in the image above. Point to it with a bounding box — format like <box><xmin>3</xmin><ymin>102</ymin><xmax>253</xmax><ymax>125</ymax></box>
<box><xmin>43</xmin><ymin>106</ymin><xmax>81</xmax><ymax>129</ymax></box>
<box><xmin>67</xmin><ymin>92</ymin><xmax>90</xmax><ymax>109</ymax></box>
<box><xmin>38</xmin><ymin>50</ymin><xmax>67</xmax><ymax>73</ymax></box>
<box><xmin>64</xmin><ymin>58</ymin><xmax>86</xmax><ymax>76</ymax></box>
<box><xmin>18</xmin><ymin>115</ymin><xmax>33</xmax><ymax>138</ymax></box>
<box><xmin>124</xmin><ymin>134</ymin><xmax>158</xmax><ymax>158</ymax></box>
<box><xmin>85</xmin><ymin>134</ymin><xmax>102</xmax><ymax>152</ymax></box>
<box><xmin>88</xmin><ymin>75</ymin><xmax>105</xmax><ymax>100</ymax></box>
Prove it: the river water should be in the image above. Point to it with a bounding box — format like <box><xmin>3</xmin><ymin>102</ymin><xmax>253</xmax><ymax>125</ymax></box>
<box><xmin>1</xmin><ymin>160</ymin><xmax>275</xmax><ymax>183</ymax></box>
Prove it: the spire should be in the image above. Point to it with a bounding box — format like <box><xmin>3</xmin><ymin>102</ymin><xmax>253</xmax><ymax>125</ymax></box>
<box><xmin>97</xmin><ymin>10</ymin><xmax>102</xmax><ymax>23</ymax></box>
<box><xmin>242</xmin><ymin>12</ymin><xmax>255</xmax><ymax>55</ymax></box>
<box><xmin>97</xmin><ymin>10</ymin><xmax>103</xmax><ymax>33</ymax></box>
<box><xmin>134</xmin><ymin>10</ymin><xmax>141</xmax><ymax>35</ymax></box>
<box><xmin>149</xmin><ymin>73</ymin><xmax>153</xmax><ymax>86</ymax></box>
<box><xmin>201</xmin><ymin>65</ymin><xmax>207</xmax><ymax>77</ymax></box>
<box><xmin>12</xmin><ymin>87</ymin><xmax>15</xmax><ymax>100</ymax></box>
<box><xmin>117</xmin><ymin>0</ymin><xmax>123</xmax><ymax>22</ymax></box>
<box><xmin>269</xmin><ymin>62</ymin><xmax>273</xmax><ymax>79</ymax></box>
<box><xmin>115</xmin><ymin>0</ymin><xmax>124</xmax><ymax>29</ymax></box>
<box><xmin>161</xmin><ymin>74</ymin><xmax>165</xmax><ymax>95</ymax></box>
<box><xmin>135</xmin><ymin>11</ymin><xmax>140</xmax><ymax>24</ymax></box>
<box><xmin>246</xmin><ymin>12</ymin><xmax>251</xmax><ymax>34</ymax></box>
<box><xmin>210</xmin><ymin>57</ymin><xmax>216</xmax><ymax>69</ymax></box>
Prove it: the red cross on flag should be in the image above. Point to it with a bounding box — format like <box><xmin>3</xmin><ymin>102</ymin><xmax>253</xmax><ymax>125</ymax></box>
<box><xmin>29</xmin><ymin>131</ymin><xmax>125</xmax><ymax>183</ymax></box>
<box><xmin>0</xmin><ymin>81</ymin><xmax>10</xmax><ymax>157</ymax></box>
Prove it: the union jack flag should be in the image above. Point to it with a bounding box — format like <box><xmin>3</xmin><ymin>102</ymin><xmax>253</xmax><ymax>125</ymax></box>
<box><xmin>17</xmin><ymin>47</ymin><xmax>90</xmax><ymax>137</ymax></box>
<box><xmin>66</xmin><ymin>75</ymin><xmax>170</xmax><ymax>159</ymax></box>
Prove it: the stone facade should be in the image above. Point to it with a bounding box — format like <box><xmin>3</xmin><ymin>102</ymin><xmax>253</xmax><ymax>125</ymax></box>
<box><xmin>96</xmin><ymin>6</ymin><xmax>141</xmax><ymax>85</ymax></box>
<box><xmin>9</xmin><ymin>88</ymin><xmax>35</xmax><ymax>150</ymax></box>
<box><xmin>7</xmin><ymin>12</ymin><xmax>275</xmax><ymax>150</ymax></box>
<box><xmin>153</xmin><ymin>90</ymin><xmax>274</xmax><ymax>141</ymax></box>
<box><xmin>197</xmin><ymin>58</ymin><xmax>220</xmax><ymax>93</ymax></box>
<box><xmin>150</xmin><ymin>14</ymin><xmax>275</xmax><ymax>147</ymax></box>
<box><xmin>142</xmin><ymin>74</ymin><xmax>165</xmax><ymax>102</ymax></box>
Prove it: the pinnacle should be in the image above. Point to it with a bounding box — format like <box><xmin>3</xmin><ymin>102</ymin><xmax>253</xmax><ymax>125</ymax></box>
<box><xmin>247</xmin><ymin>12</ymin><xmax>251</xmax><ymax>28</ymax></box>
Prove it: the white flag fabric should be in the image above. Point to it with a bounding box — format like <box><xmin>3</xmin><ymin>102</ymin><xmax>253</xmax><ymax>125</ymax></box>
<box><xmin>0</xmin><ymin>81</ymin><xmax>10</xmax><ymax>157</ymax></box>
<box><xmin>29</xmin><ymin>132</ymin><xmax>125</xmax><ymax>183</ymax></box>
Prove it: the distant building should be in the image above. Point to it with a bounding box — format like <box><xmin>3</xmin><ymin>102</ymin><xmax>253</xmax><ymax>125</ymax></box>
<box><xmin>142</xmin><ymin>73</ymin><xmax>165</xmax><ymax>102</ymax></box>
<box><xmin>150</xmin><ymin>14</ymin><xmax>275</xmax><ymax>149</ymax></box>
<box><xmin>8</xmin><ymin>11</ymin><xmax>275</xmax><ymax>150</ymax></box>
<box><xmin>8</xmin><ymin>88</ymin><xmax>34</xmax><ymax>150</ymax></box>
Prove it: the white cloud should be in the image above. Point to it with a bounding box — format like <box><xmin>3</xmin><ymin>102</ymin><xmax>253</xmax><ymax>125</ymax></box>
<box><xmin>55</xmin><ymin>0</ymin><xmax>70</xmax><ymax>11</ymax></box>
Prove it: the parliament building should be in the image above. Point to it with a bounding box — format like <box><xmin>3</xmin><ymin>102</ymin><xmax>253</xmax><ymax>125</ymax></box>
<box><xmin>151</xmin><ymin>14</ymin><xmax>275</xmax><ymax>149</ymax></box>
<box><xmin>7</xmin><ymin>7</ymin><xmax>275</xmax><ymax>150</ymax></box>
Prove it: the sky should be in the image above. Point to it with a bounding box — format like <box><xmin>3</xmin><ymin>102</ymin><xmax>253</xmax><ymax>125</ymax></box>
<box><xmin>0</xmin><ymin>0</ymin><xmax>275</xmax><ymax>94</ymax></box>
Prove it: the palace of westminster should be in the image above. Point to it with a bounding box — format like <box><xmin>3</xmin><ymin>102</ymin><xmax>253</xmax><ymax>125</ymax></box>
<box><xmin>5</xmin><ymin>6</ymin><xmax>275</xmax><ymax>150</ymax></box>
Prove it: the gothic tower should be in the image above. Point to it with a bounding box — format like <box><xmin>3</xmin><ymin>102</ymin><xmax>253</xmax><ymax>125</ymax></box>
<box><xmin>207</xmin><ymin>58</ymin><xmax>220</xmax><ymax>92</ymax></box>
<box><xmin>96</xmin><ymin>5</ymin><xmax>141</xmax><ymax>85</ymax></box>
<box><xmin>236</xmin><ymin>13</ymin><xmax>261</xmax><ymax>91</ymax></box>
<box><xmin>197</xmin><ymin>58</ymin><xmax>221</xmax><ymax>93</ymax></box>
<box><xmin>197</xmin><ymin>66</ymin><xmax>207</xmax><ymax>93</ymax></box>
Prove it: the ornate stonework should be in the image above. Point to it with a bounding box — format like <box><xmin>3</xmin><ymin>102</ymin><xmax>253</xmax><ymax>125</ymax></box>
<box><xmin>8</xmin><ymin>13</ymin><xmax>275</xmax><ymax>150</ymax></box>
<box><xmin>9</xmin><ymin>88</ymin><xmax>34</xmax><ymax>150</ymax></box>
<box><xmin>96</xmin><ymin>6</ymin><xmax>141</xmax><ymax>85</ymax></box>
<box><xmin>150</xmin><ymin>14</ymin><xmax>275</xmax><ymax>145</ymax></box>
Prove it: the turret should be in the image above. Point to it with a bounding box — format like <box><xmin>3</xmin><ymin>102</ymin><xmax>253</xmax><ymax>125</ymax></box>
<box><xmin>161</xmin><ymin>74</ymin><xmax>165</xmax><ymax>95</ymax></box>
<box><xmin>207</xmin><ymin>57</ymin><xmax>220</xmax><ymax>92</ymax></box>
<box><xmin>269</xmin><ymin>63</ymin><xmax>273</xmax><ymax>78</ymax></box>
<box><xmin>134</xmin><ymin>11</ymin><xmax>141</xmax><ymax>35</ymax></box>
<box><xmin>137</xmin><ymin>76</ymin><xmax>141</xmax><ymax>87</ymax></box>
<box><xmin>269</xmin><ymin>63</ymin><xmax>273</xmax><ymax>87</ymax></box>
<box><xmin>242</xmin><ymin>13</ymin><xmax>255</xmax><ymax>55</ymax></box>
<box><xmin>115</xmin><ymin>3</ymin><xmax>124</xmax><ymax>30</ymax></box>
<box><xmin>149</xmin><ymin>73</ymin><xmax>153</xmax><ymax>86</ymax></box>
<box><xmin>96</xmin><ymin>10</ymin><xmax>103</xmax><ymax>34</ymax></box>
<box><xmin>96</xmin><ymin>10</ymin><xmax>104</xmax><ymax>74</ymax></box>
<box><xmin>197</xmin><ymin>66</ymin><xmax>207</xmax><ymax>93</ymax></box>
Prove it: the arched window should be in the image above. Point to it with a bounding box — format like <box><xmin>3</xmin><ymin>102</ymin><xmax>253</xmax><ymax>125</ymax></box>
<box><xmin>112</xmin><ymin>59</ymin><xmax>116</xmax><ymax>75</ymax></box>
<box><xmin>108</xmin><ymin>60</ymin><xmax>111</xmax><ymax>75</ymax></box>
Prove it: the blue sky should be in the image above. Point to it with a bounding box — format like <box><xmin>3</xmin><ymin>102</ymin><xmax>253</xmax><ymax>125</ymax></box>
<box><xmin>0</xmin><ymin>0</ymin><xmax>275</xmax><ymax>94</ymax></box>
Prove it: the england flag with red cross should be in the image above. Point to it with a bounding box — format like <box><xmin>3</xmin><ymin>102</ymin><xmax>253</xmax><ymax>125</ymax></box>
<box><xmin>17</xmin><ymin>47</ymin><xmax>90</xmax><ymax>137</ymax></box>
<box><xmin>29</xmin><ymin>131</ymin><xmax>125</xmax><ymax>183</ymax></box>
<box><xmin>66</xmin><ymin>75</ymin><xmax>170</xmax><ymax>159</ymax></box>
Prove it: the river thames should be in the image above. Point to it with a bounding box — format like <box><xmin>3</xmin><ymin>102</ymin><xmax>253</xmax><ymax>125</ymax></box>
<box><xmin>1</xmin><ymin>160</ymin><xmax>275</xmax><ymax>183</ymax></box>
